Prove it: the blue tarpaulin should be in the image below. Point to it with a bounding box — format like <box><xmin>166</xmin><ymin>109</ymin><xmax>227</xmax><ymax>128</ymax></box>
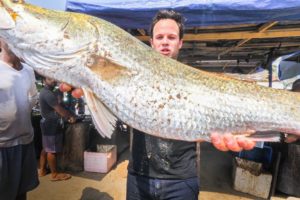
<box><xmin>66</xmin><ymin>0</ymin><xmax>300</xmax><ymax>29</ymax></box>
<box><xmin>274</xmin><ymin>51</ymin><xmax>300</xmax><ymax>81</ymax></box>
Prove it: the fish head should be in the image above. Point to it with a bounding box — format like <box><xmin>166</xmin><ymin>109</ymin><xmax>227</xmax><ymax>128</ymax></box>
<box><xmin>0</xmin><ymin>0</ymin><xmax>74</xmax><ymax>50</ymax></box>
<box><xmin>0</xmin><ymin>1</ymin><xmax>136</xmax><ymax>139</ymax></box>
<box><xmin>0</xmin><ymin>0</ymin><xmax>61</xmax><ymax>27</ymax></box>
<box><xmin>0</xmin><ymin>0</ymin><xmax>101</xmax><ymax>88</ymax></box>
<box><xmin>0</xmin><ymin>0</ymin><xmax>18</xmax><ymax>29</ymax></box>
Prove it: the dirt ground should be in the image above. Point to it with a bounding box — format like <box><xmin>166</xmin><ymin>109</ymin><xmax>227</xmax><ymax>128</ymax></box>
<box><xmin>28</xmin><ymin>143</ymin><xmax>298</xmax><ymax>200</ymax></box>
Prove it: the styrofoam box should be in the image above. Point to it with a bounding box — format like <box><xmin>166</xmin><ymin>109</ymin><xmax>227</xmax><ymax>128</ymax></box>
<box><xmin>232</xmin><ymin>157</ymin><xmax>272</xmax><ymax>199</ymax></box>
<box><xmin>84</xmin><ymin>145</ymin><xmax>117</xmax><ymax>173</ymax></box>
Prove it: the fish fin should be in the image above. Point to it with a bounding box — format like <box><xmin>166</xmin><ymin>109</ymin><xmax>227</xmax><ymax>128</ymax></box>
<box><xmin>222</xmin><ymin>70</ymin><xmax>264</xmax><ymax>82</ymax></box>
<box><xmin>82</xmin><ymin>88</ymin><xmax>117</xmax><ymax>138</ymax></box>
<box><xmin>87</xmin><ymin>55</ymin><xmax>135</xmax><ymax>83</ymax></box>
<box><xmin>0</xmin><ymin>7</ymin><xmax>15</xmax><ymax>29</ymax></box>
<box><xmin>221</xmin><ymin>69</ymin><xmax>278</xmax><ymax>83</ymax></box>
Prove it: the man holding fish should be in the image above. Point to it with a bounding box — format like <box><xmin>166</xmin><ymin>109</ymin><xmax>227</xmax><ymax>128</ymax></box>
<box><xmin>6</xmin><ymin>0</ymin><xmax>300</xmax><ymax>199</ymax></box>
<box><xmin>125</xmin><ymin>10</ymin><xmax>255</xmax><ymax>200</ymax></box>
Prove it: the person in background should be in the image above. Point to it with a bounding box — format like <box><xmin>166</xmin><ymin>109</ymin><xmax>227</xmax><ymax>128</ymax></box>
<box><xmin>0</xmin><ymin>38</ymin><xmax>39</xmax><ymax>200</ymax></box>
<box><xmin>38</xmin><ymin>76</ymin><xmax>77</xmax><ymax>181</ymax></box>
<box><xmin>276</xmin><ymin>79</ymin><xmax>300</xmax><ymax>197</ymax></box>
<box><xmin>63</xmin><ymin>91</ymin><xmax>85</xmax><ymax>115</ymax></box>
<box><xmin>126</xmin><ymin>10</ymin><xmax>255</xmax><ymax>200</ymax></box>
<box><xmin>284</xmin><ymin>79</ymin><xmax>300</xmax><ymax>143</ymax></box>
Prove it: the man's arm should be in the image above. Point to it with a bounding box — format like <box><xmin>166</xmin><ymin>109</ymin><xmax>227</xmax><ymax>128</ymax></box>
<box><xmin>53</xmin><ymin>104</ymin><xmax>76</xmax><ymax>123</ymax></box>
<box><xmin>27</xmin><ymin>66</ymin><xmax>38</xmax><ymax>108</ymax></box>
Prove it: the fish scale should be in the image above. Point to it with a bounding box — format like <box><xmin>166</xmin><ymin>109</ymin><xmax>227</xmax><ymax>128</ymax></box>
<box><xmin>1</xmin><ymin>0</ymin><xmax>300</xmax><ymax>141</ymax></box>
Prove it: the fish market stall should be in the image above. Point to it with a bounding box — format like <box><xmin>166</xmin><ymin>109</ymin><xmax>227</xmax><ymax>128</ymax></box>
<box><xmin>4</xmin><ymin>0</ymin><xmax>300</xmax><ymax>199</ymax></box>
<box><xmin>31</xmin><ymin>87</ymin><xmax>130</xmax><ymax>173</ymax></box>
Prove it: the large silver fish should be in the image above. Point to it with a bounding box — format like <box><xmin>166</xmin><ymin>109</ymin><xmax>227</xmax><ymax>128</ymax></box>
<box><xmin>1</xmin><ymin>0</ymin><xmax>300</xmax><ymax>141</ymax></box>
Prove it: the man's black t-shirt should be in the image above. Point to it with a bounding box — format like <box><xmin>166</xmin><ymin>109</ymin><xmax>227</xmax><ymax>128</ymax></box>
<box><xmin>128</xmin><ymin>129</ymin><xmax>197</xmax><ymax>179</ymax></box>
<box><xmin>39</xmin><ymin>87</ymin><xmax>59</xmax><ymax>119</ymax></box>
<box><xmin>39</xmin><ymin>87</ymin><xmax>62</xmax><ymax>136</ymax></box>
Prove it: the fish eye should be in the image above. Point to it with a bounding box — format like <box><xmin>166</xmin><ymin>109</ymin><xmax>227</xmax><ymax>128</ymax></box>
<box><xmin>11</xmin><ymin>0</ymin><xmax>24</xmax><ymax>3</ymax></box>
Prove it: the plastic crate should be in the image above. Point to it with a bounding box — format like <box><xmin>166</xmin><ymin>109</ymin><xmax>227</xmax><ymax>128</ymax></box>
<box><xmin>238</xmin><ymin>145</ymin><xmax>273</xmax><ymax>165</ymax></box>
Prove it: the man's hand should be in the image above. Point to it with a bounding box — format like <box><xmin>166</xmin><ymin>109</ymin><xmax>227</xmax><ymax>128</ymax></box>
<box><xmin>284</xmin><ymin>134</ymin><xmax>299</xmax><ymax>143</ymax></box>
<box><xmin>71</xmin><ymin>88</ymin><xmax>84</xmax><ymax>98</ymax></box>
<box><xmin>210</xmin><ymin>132</ymin><xmax>256</xmax><ymax>152</ymax></box>
<box><xmin>68</xmin><ymin>116</ymin><xmax>77</xmax><ymax>124</ymax></box>
<box><xmin>59</xmin><ymin>83</ymin><xmax>72</xmax><ymax>92</ymax></box>
<box><xmin>59</xmin><ymin>83</ymin><xmax>84</xmax><ymax>98</ymax></box>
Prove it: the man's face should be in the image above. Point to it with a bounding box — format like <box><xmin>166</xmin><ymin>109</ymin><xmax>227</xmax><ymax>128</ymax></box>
<box><xmin>45</xmin><ymin>77</ymin><xmax>57</xmax><ymax>88</ymax></box>
<box><xmin>0</xmin><ymin>38</ymin><xmax>18</xmax><ymax>63</ymax></box>
<box><xmin>150</xmin><ymin>19</ymin><xmax>183</xmax><ymax>59</ymax></box>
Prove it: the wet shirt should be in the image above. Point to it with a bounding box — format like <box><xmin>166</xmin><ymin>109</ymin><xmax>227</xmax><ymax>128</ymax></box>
<box><xmin>0</xmin><ymin>61</ymin><xmax>37</xmax><ymax>147</ymax></box>
<box><xmin>128</xmin><ymin>129</ymin><xmax>197</xmax><ymax>179</ymax></box>
<box><xmin>277</xmin><ymin>141</ymin><xmax>300</xmax><ymax>196</ymax></box>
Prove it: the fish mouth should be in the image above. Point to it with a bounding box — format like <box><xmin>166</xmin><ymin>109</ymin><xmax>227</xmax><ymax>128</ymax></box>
<box><xmin>0</xmin><ymin>0</ymin><xmax>23</xmax><ymax>29</ymax></box>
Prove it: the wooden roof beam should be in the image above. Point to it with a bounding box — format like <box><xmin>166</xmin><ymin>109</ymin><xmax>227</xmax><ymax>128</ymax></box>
<box><xmin>218</xmin><ymin>21</ymin><xmax>278</xmax><ymax>57</ymax></box>
<box><xmin>137</xmin><ymin>29</ymin><xmax>146</xmax><ymax>36</ymax></box>
<box><xmin>136</xmin><ymin>26</ymin><xmax>300</xmax><ymax>41</ymax></box>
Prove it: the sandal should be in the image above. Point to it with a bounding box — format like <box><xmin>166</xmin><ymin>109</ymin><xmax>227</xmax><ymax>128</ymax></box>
<box><xmin>50</xmin><ymin>173</ymin><xmax>72</xmax><ymax>181</ymax></box>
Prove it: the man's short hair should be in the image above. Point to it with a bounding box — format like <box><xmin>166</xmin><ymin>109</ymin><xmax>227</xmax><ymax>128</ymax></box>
<box><xmin>149</xmin><ymin>10</ymin><xmax>185</xmax><ymax>39</ymax></box>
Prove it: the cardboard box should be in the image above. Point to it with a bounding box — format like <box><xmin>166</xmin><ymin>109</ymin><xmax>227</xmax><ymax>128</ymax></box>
<box><xmin>232</xmin><ymin>157</ymin><xmax>272</xmax><ymax>199</ymax></box>
<box><xmin>84</xmin><ymin>145</ymin><xmax>117</xmax><ymax>173</ymax></box>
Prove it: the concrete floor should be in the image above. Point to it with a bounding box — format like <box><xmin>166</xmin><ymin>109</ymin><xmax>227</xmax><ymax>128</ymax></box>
<box><xmin>28</xmin><ymin>143</ymin><xmax>298</xmax><ymax>200</ymax></box>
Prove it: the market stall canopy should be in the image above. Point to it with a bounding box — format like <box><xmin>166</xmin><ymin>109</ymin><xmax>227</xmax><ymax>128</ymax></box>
<box><xmin>66</xmin><ymin>0</ymin><xmax>300</xmax><ymax>29</ymax></box>
<box><xmin>66</xmin><ymin>1</ymin><xmax>300</xmax><ymax>72</ymax></box>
